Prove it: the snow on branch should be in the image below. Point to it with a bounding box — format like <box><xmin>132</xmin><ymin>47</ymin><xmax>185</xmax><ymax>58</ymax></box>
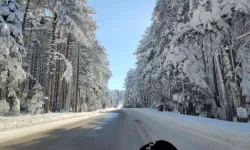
<box><xmin>236</xmin><ymin>31</ymin><xmax>250</xmax><ymax>40</ymax></box>
<box><xmin>61</xmin><ymin>61</ymin><xmax>73</xmax><ymax>83</ymax></box>
<box><xmin>53</xmin><ymin>52</ymin><xmax>73</xmax><ymax>83</ymax></box>
<box><xmin>24</xmin><ymin>27</ymin><xmax>48</xmax><ymax>31</ymax></box>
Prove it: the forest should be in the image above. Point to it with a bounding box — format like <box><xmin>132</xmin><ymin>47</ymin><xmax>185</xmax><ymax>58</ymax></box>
<box><xmin>125</xmin><ymin>0</ymin><xmax>250</xmax><ymax>121</ymax></box>
<box><xmin>0</xmin><ymin>0</ymin><xmax>111</xmax><ymax>115</ymax></box>
<box><xmin>108</xmin><ymin>90</ymin><xmax>124</xmax><ymax>107</ymax></box>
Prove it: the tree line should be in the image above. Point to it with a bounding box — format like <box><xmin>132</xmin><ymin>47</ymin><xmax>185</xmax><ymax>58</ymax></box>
<box><xmin>125</xmin><ymin>0</ymin><xmax>250</xmax><ymax>121</ymax></box>
<box><xmin>0</xmin><ymin>0</ymin><xmax>111</xmax><ymax>115</ymax></box>
<box><xmin>108</xmin><ymin>90</ymin><xmax>124</xmax><ymax>107</ymax></box>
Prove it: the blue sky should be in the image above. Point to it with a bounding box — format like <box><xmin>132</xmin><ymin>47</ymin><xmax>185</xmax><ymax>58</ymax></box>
<box><xmin>89</xmin><ymin>0</ymin><xmax>155</xmax><ymax>90</ymax></box>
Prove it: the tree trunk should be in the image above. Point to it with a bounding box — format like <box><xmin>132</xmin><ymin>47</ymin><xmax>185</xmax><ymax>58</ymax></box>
<box><xmin>52</xmin><ymin>30</ymin><xmax>61</xmax><ymax>112</ymax></box>
<box><xmin>35</xmin><ymin>38</ymin><xmax>41</xmax><ymax>84</ymax></box>
<box><xmin>64</xmin><ymin>34</ymin><xmax>71</xmax><ymax>111</ymax></box>
<box><xmin>212</xmin><ymin>57</ymin><xmax>221</xmax><ymax>108</ymax></box>
<box><xmin>22</xmin><ymin>0</ymin><xmax>31</xmax><ymax>30</ymax></box>
<box><xmin>29</xmin><ymin>49</ymin><xmax>35</xmax><ymax>89</ymax></box>
<box><xmin>75</xmin><ymin>43</ymin><xmax>80</xmax><ymax>112</ymax></box>
<box><xmin>45</xmin><ymin>12</ymin><xmax>57</xmax><ymax>113</ymax></box>
<box><xmin>215</xmin><ymin>49</ymin><xmax>232</xmax><ymax>121</ymax></box>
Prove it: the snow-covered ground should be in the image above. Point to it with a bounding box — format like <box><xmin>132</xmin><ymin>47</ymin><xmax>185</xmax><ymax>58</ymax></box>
<box><xmin>126</xmin><ymin>108</ymin><xmax>250</xmax><ymax>150</ymax></box>
<box><xmin>0</xmin><ymin>108</ymin><xmax>117</xmax><ymax>143</ymax></box>
<box><xmin>0</xmin><ymin>108</ymin><xmax>116</xmax><ymax>132</ymax></box>
<box><xmin>1</xmin><ymin>108</ymin><xmax>249</xmax><ymax>150</ymax></box>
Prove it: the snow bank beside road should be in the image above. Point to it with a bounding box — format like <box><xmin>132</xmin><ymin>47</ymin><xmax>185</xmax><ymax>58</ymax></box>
<box><xmin>0</xmin><ymin>108</ymin><xmax>118</xmax><ymax>143</ymax></box>
<box><xmin>0</xmin><ymin>108</ymin><xmax>117</xmax><ymax>132</ymax></box>
<box><xmin>127</xmin><ymin>108</ymin><xmax>250</xmax><ymax>150</ymax></box>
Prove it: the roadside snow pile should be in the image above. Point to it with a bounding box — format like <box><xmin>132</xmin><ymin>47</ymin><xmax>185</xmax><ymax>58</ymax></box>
<box><xmin>0</xmin><ymin>109</ymin><xmax>117</xmax><ymax>132</ymax></box>
<box><xmin>117</xmin><ymin>103</ymin><xmax>124</xmax><ymax>109</ymax></box>
<box><xmin>129</xmin><ymin>109</ymin><xmax>250</xmax><ymax>149</ymax></box>
<box><xmin>100</xmin><ymin>108</ymin><xmax>118</xmax><ymax>112</ymax></box>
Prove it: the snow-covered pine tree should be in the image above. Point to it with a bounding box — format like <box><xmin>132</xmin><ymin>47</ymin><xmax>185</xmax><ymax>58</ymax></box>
<box><xmin>108</xmin><ymin>90</ymin><xmax>125</xmax><ymax>107</ymax></box>
<box><xmin>0</xmin><ymin>0</ymin><xmax>26</xmax><ymax>115</ymax></box>
<box><xmin>125</xmin><ymin>0</ymin><xmax>250</xmax><ymax>121</ymax></box>
<box><xmin>46</xmin><ymin>0</ymin><xmax>111</xmax><ymax>112</ymax></box>
<box><xmin>0</xmin><ymin>0</ymin><xmax>110</xmax><ymax>115</ymax></box>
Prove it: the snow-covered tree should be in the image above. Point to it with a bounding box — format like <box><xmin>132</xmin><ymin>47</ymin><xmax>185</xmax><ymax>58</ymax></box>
<box><xmin>125</xmin><ymin>0</ymin><xmax>250</xmax><ymax>121</ymax></box>
<box><xmin>0</xmin><ymin>0</ymin><xmax>26</xmax><ymax>115</ymax></box>
<box><xmin>108</xmin><ymin>90</ymin><xmax>125</xmax><ymax>107</ymax></box>
<box><xmin>0</xmin><ymin>0</ymin><xmax>110</xmax><ymax>115</ymax></box>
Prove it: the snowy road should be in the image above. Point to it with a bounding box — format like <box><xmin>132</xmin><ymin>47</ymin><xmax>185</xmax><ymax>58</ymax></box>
<box><xmin>0</xmin><ymin>109</ymin><xmax>249</xmax><ymax>150</ymax></box>
<box><xmin>0</xmin><ymin>110</ymin><xmax>146</xmax><ymax>150</ymax></box>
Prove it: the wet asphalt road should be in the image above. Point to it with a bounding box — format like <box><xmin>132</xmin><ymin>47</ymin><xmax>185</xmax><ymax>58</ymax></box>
<box><xmin>0</xmin><ymin>110</ymin><xmax>146</xmax><ymax>150</ymax></box>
